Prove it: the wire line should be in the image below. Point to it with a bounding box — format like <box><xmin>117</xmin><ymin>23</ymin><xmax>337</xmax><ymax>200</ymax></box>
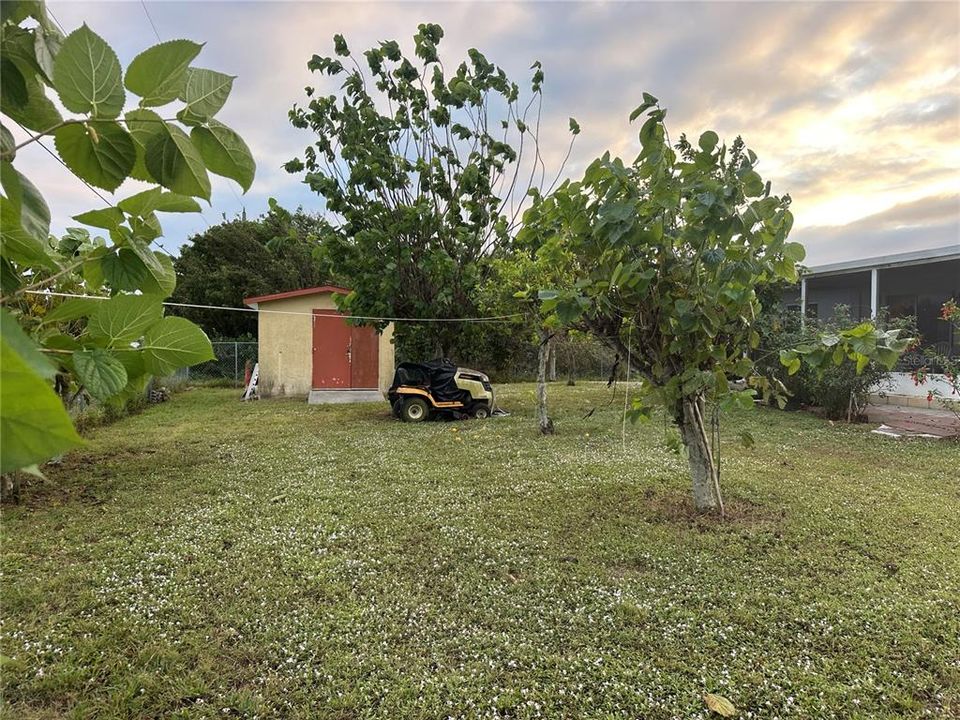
<box><xmin>12</xmin><ymin>119</ymin><xmax>115</xmax><ymax>208</ymax></box>
<box><xmin>25</xmin><ymin>290</ymin><xmax>523</xmax><ymax>323</ymax></box>
<box><xmin>140</xmin><ymin>0</ymin><xmax>162</xmax><ymax>42</ymax></box>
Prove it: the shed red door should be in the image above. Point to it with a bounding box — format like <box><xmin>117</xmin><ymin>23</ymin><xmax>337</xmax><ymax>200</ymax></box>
<box><xmin>350</xmin><ymin>325</ymin><xmax>379</xmax><ymax>389</ymax></box>
<box><xmin>312</xmin><ymin>310</ymin><xmax>379</xmax><ymax>389</ymax></box>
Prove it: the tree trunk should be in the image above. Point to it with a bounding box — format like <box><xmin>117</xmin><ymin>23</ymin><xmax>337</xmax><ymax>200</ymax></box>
<box><xmin>677</xmin><ymin>394</ymin><xmax>724</xmax><ymax>514</ymax></box>
<box><xmin>548</xmin><ymin>336</ymin><xmax>557</xmax><ymax>382</ymax></box>
<box><xmin>536</xmin><ymin>330</ymin><xmax>555</xmax><ymax>435</ymax></box>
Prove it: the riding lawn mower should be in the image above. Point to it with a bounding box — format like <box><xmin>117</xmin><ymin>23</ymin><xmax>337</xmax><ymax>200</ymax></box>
<box><xmin>388</xmin><ymin>359</ymin><xmax>499</xmax><ymax>422</ymax></box>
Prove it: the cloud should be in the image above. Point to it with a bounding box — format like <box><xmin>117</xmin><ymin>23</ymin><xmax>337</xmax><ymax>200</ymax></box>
<box><xmin>10</xmin><ymin>0</ymin><xmax>958</xmax><ymax>262</ymax></box>
<box><xmin>793</xmin><ymin>194</ymin><xmax>960</xmax><ymax>264</ymax></box>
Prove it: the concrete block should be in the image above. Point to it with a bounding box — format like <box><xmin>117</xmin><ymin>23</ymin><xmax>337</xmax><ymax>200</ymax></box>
<box><xmin>308</xmin><ymin>389</ymin><xmax>385</xmax><ymax>404</ymax></box>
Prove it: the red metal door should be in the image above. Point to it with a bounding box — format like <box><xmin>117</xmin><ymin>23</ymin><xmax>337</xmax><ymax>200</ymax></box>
<box><xmin>312</xmin><ymin>310</ymin><xmax>351</xmax><ymax>388</ymax></box>
<box><xmin>350</xmin><ymin>325</ymin><xmax>379</xmax><ymax>389</ymax></box>
<box><xmin>312</xmin><ymin>310</ymin><xmax>380</xmax><ymax>389</ymax></box>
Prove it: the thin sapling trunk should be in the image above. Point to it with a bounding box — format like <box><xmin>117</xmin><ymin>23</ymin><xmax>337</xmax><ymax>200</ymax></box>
<box><xmin>536</xmin><ymin>329</ymin><xmax>555</xmax><ymax>434</ymax></box>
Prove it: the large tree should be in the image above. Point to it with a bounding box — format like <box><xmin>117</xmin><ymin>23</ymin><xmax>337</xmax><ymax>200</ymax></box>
<box><xmin>170</xmin><ymin>202</ymin><xmax>335</xmax><ymax>338</ymax></box>
<box><xmin>285</xmin><ymin>24</ymin><xmax>577</xmax><ymax>356</ymax></box>
<box><xmin>526</xmin><ymin>95</ymin><xmax>909</xmax><ymax>513</ymax></box>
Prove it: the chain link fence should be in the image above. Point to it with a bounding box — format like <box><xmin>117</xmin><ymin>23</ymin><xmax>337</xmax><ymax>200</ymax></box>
<box><xmin>455</xmin><ymin>335</ymin><xmax>626</xmax><ymax>383</ymax></box>
<box><xmin>169</xmin><ymin>337</ymin><xmax>621</xmax><ymax>388</ymax></box>
<box><xmin>176</xmin><ymin>341</ymin><xmax>259</xmax><ymax>386</ymax></box>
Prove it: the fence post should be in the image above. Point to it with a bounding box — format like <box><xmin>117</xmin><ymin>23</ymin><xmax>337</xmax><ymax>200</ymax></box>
<box><xmin>234</xmin><ymin>342</ymin><xmax>239</xmax><ymax>387</ymax></box>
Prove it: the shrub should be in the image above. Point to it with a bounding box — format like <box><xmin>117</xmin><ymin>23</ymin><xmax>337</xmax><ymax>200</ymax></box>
<box><xmin>757</xmin><ymin>305</ymin><xmax>916</xmax><ymax>420</ymax></box>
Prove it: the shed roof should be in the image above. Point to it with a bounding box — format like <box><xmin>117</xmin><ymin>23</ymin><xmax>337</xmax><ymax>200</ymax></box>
<box><xmin>243</xmin><ymin>285</ymin><xmax>350</xmax><ymax>307</ymax></box>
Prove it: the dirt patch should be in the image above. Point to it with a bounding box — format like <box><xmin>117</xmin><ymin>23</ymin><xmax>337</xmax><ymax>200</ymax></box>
<box><xmin>1</xmin><ymin>443</ymin><xmax>211</xmax><ymax>510</ymax></box>
<box><xmin>644</xmin><ymin>490</ymin><xmax>785</xmax><ymax>530</ymax></box>
<box><xmin>554</xmin><ymin>482</ymin><xmax>787</xmax><ymax>540</ymax></box>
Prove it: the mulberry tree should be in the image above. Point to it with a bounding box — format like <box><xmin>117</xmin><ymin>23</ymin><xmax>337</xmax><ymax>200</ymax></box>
<box><xmin>286</xmin><ymin>24</ymin><xmax>577</xmax><ymax>355</ymax></box>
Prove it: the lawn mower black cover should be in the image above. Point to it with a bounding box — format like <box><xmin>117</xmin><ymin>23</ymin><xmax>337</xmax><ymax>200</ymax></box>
<box><xmin>390</xmin><ymin>359</ymin><xmax>468</xmax><ymax>403</ymax></box>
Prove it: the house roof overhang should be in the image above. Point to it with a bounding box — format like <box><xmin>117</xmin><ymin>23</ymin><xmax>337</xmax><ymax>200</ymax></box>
<box><xmin>803</xmin><ymin>245</ymin><xmax>960</xmax><ymax>279</ymax></box>
<box><xmin>243</xmin><ymin>285</ymin><xmax>350</xmax><ymax>308</ymax></box>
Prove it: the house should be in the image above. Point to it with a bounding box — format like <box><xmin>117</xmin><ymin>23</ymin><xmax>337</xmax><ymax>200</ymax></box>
<box><xmin>243</xmin><ymin>286</ymin><xmax>395</xmax><ymax>403</ymax></box>
<box><xmin>781</xmin><ymin>245</ymin><xmax>959</xmax><ymax>407</ymax></box>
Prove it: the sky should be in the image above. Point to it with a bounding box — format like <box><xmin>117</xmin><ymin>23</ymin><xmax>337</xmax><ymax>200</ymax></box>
<box><xmin>11</xmin><ymin>0</ymin><xmax>960</xmax><ymax>266</ymax></box>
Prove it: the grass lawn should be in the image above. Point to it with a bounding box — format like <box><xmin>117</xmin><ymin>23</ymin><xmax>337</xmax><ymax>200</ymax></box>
<box><xmin>2</xmin><ymin>383</ymin><xmax>958</xmax><ymax>719</ymax></box>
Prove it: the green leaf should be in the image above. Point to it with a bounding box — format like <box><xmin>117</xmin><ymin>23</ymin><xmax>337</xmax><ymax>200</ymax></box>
<box><xmin>190</xmin><ymin>119</ymin><xmax>255</xmax><ymax>192</ymax></box>
<box><xmin>741</xmin><ymin>170</ymin><xmax>764</xmax><ymax>197</ymax></box>
<box><xmin>0</xmin><ymin>214</ymin><xmax>53</xmax><ymax>266</ymax></box>
<box><xmin>131</xmin><ymin>212</ymin><xmax>162</xmax><ymax>241</ymax></box>
<box><xmin>0</xmin><ymin>186</ymin><xmax>55</xmax><ymax>268</ymax></box>
<box><xmin>1</xmin><ymin>1</ymin><xmax>42</xmax><ymax>25</ymax></box>
<box><xmin>82</xmin><ymin>245</ymin><xmax>108</xmax><ymax>291</ymax></box>
<box><xmin>178</xmin><ymin>67</ymin><xmax>234</xmax><ymax>120</ymax></box>
<box><xmin>0</xmin><ymin>308</ymin><xmax>56</xmax><ymax>379</ymax></box>
<box><xmin>124</xmin><ymin>39</ymin><xmax>202</xmax><ymax>106</ymax></box>
<box><xmin>125</xmin><ymin>108</ymin><xmax>166</xmax><ymax>182</ymax></box>
<box><xmin>0</xmin><ymin>160</ymin><xmax>49</xmax><ymax>240</ymax></box>
<box><xmin>138</xmin><ymin>250</ymin><xmax>176</xmax><ymax>296</ymax></box>
<box><xmin>43</xmin><ymin>333</ymin><xmax>82</xmax><ymax>353</ymax></box>
<box><xmin>117</xmin><ymin>187</ymin><xmax>163</xmax><ymax>216</ymax></box>
<box><xmin>628</xmin><ymin>93</ymin><xmax>660</xmax><ymax>122</ymax></box>
<box><xmin>126</xmin><ymin>238</ymin><xmax>174</xmax><ymax>294</ymax></box>
<box><xmin>53</xmin><ymin>121</ymin><xmax>136</xmax><ymax>192</ymax></box>
<box><xmin>73</xmin><ymin>347</ymin><xmax>128</xmax><ymax>401</ymax></box>
<box><xmin>698</xmin><ymin>130</ymin><xmax>719</xmax><ymax>153</ymax></box>
<box><xmin>141</xmin><ymin>316</ymin><xmax>214</xmax><ymax>375</ymax></box>
<box><xmin>42</xmin><ymin>297</ymin><xmax>102</xmax><ymax>324</ymax></box>
<box><xmin>1</xmin><ymin>24</ymin><xmax>46</xmax><ymax>80</ymax></box>
<box><xmin>846</xmin><ymin>322</ymin><xmax>875</xmax><ymax>338</ymax></box>
<box><xmin>0</xmin><ymin>67</ymin><xmax>62</xmax><ymax>132</ymax></box>
<box><xmin>0</xmin><ymin>57</ymin><xmax>27</xmax><ymax>107</ymax></box>
<box><xmin>782</xmin><ymin>241</ymin><xmax>806</xmax><ymax>263</ymax></box>
<box><xmin>72</xmin><ymin>206</ymin><xmax>124</xmax><ymax>229</ymax></box>
<box><xmin>153</xmin><ymin>192</ymin><xmax>201</xmax><ymax>213</ymax></box>
<box><xmin>53</xmin><ymin>24</ymin><xmax>124</xmax><ymax>118</ymax></box>
<box><xmin>33</xmin><ymin>26</ymin><xmax>62</xmax><ymax>84</ymax></box>
<box><xmin>144</xmin><ymin>123</ymin><xmax>211</xmax><ymax>199</ymax></box>
<box><xmin>57</xmin><ymin>226</ymin><xmax>93</xmax><ymax>256</ymax></box>
<box><xmin>0</xmin><ymin>337</ymin><xmax>83</xmax><ymax>474</ymax></box>
<box><xmin>779</xmin><ymin>349</ymin><xmax>801</xmax><ymax>376</ymax></box>
<box><xmin>568</xmin><ymin>117</ymin><xmax>580</xmax><ymax>136</ymax></box>
<box><xmin>638</xmin><ymin>115</ymin><xmax>661</xmax><ymax>152</ymax></box>
<box><xmin>113</xmin><ymin>347</ymin><xmax>145</xmax><ymax>381</ymax></box>
<box><xmin>1</xmin><ymin>123</ymin><xmax>15</xmax><ymax>161</ymax></box>
<box><xmin>88</xmin><ymin>293</ymin><xmax>163</xmax><ymax>345</ymax></box>
<box><xmin>100</xmin><ymin>249</ymin><xmax>147</xmax><ymax>292</ymax></box>
<box><xmin>0</xmin><ymin>257</ymin><xmax>20</xmax><ymax>294</ymax></box>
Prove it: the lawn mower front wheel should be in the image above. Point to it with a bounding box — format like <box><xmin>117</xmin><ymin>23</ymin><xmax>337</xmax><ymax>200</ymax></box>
<box><xmin>400</xmin><ymin>396</ymin><xmax>431</xmax><ymax>423</ymax></box>
<box><xmin>471</xmin><ymin>403</ymin><xmax>491</xmax><ymax>420</ymax></box>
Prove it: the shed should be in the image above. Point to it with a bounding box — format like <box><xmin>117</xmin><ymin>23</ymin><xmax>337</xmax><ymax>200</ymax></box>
<box><xmin>243</xmin><ymin>286</ymin><xmax>394</xmax><ymax>403</ymax></box>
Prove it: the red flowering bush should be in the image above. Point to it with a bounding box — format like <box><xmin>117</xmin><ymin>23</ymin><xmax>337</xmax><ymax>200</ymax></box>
<box><xmin>918</xmin><ymin>300</ymin><xmax>960</xmax><ymax>416</ymax></box>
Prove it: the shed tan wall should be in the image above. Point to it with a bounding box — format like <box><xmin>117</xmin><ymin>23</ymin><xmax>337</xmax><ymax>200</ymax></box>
<box><xmin>378</xmin><ymin>322</ymin><xmax>395</xmax><ymax>393</ymax></box>
<box><xmin>256</xmin><ymin>293</ymin><xmax>395</xmax><ymax>397</ymax></box>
